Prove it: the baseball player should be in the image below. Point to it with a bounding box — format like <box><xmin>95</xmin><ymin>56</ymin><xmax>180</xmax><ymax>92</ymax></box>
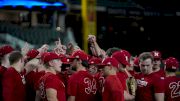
<box><xmin>2</xmin><ymin>51</ymin><xmax>26</xmax><ymax>101</ymax></box>
<box><xmin>136</xmin><ymin>52</ymin><xmax>164</xmax><ymax>101</ymax></box>
<box><xmin>112</xmin><ymin>50</ymin><xmax>135</xmax><ymax>100</ymax></box>
<box><xmin>88</xmin><ymin>57</ymin><xmax>103</xmax><ymax>101</ymax></box>
<box><xmin>67</xmin><ymin>50</ymin><xmax>97</xmax><ymax>101</ymax></box>
<box><xmin>164</xmin><ymin>57</ymin><xmax>180</xmax><ymax>101</ymax></box>
<box><xmin>0</xmin><ymin>45</ymin><xmax>14</xmax><ymax>101</ymax></box>
<box><xmin>151</xmin><ymin>50</ymin><xmax>165</xmax><ymax>77</ymax></box>
<box><xmin>100</xmin><ymin>57</ymin><xmax>124</xmax><ymax>101</ymax></box>
<box><xmin>24</xmin><ymin>49</ymin><xmax>40</xmax><ymax>101</ymax></box>
<box><xmin>37</xmin><ymin>52</ymin><xmax>66</xmax><ymax>101</ymax></box>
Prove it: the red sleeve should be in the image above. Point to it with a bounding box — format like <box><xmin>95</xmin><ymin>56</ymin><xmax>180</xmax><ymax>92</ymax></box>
<box><xmin>67</xmin><ymin>74</ymin><xmax>78</xmax><ymax>96</ymax></box>
<box><xmin>107</xmin><ymin>79</ymin><xmax>124</xmax><ymax>101</ymax></box>
<box><xmin>34</xmin><ymin>71</ymin><xmax>45</xmax><ymax>90</ymax></box>
<box><xmin>117</xmin><ymin>73</ymin><xmax>127</xmax><ymax>90</ymax></box>
<box><xmin>112</xmin><ymin>91</ymin><xmax>124</xmax><ymax>101</ymax></box>
<box><xmin>2</xmin><ymin>71</ymin><xmax>15</xmax><ymax>101</ymax></box>
<box><xmin>0</xmin><ymin>67</ymin><xmax>5</xmax><ymax>74</ymax></box>
<box><xmin>25</xmin><ymin>71</ymin><xmax>35</xmax><ymax>86</ymax></box>
<box><xmin>154</xmin><ymin>77</ymin><xmax>165</xmax><ymax>93</ymax></box>
<box><xmin>45</xmin><ymin>75</ymin><xmax>59</xmax><ymax>90</ymax></box>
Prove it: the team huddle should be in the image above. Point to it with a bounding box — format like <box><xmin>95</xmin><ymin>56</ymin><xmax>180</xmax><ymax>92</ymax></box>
<box><xmin>0</xmin><ymin>35</ymin><xmax>180</xmax><ymax>101</ymax></box>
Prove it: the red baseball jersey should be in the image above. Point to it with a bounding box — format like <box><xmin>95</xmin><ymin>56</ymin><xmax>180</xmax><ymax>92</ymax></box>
<box><xmin>25</xmin><ymin>71</ymin><xmax>36</xmax><ymax>101</ymax></box>
<box><xmin>39</xmin><ymin>72</ymin><xmax>66</xmax><ymax>101</ymax></box>
<box><xmin>0</xmin><ymin>66</ymin><xmax>6</xmax><ymax>75</ymax></box>
<box><xmin>154</xmin><ymin>69</ymin><xmax>165</xmax><ymax>78</ymax></box>
<box><xmin>94</xmin><ymin>72</ymin><xmax>105</xmax><ymax>94</ymax></box>
<box><xmin>94</xmin><ymin>72</ymin><xmax>105</xmax><ymax>101</ymax></box>
<box><xmin>67</xmin><ymin>71</ymin><xmax>97</xmax><ymax>101</ymax></box>
<box><xmin>117</xmin><ymin>71</ymin><xmax>128</xmax><ymax>90</ymax></box>
<box><xmin>0</xmin><ymin>66</ymin><xmax>7</xmax><ymax>101</ymax></box>
<box><xmin>102</xmin><ymin>75</ymin><xmax>124</xmax><ymax>101</ymax></box>
<box><xmin>129</xmin><ymin>70</ymin><xmax>135</xmax><ymax>77</ymax></box>
<box><xmin>34</xmin><ymin>71</ymin><xmax>45</xmax><ymax>90</ymax></box>
<box><xmin>164</xmin><ymin>76</ymin><xmax>180</xmax><ymax>101</ymax></box>
<box><xmin>57</xmin><ymin>72</ymin><xmax>68</xmax><ymax>87</ymax></box>
<box><xmin>56</xmin><ymin>72</ymin><xmax>70</xmax><ymax>99</ymax></box>
<box><xmin>135</xmin><ymin>72</ymin><xmax>165</xmax><ymax>101</ymax></box>
<box><xmin>2</xmin><ymin>67</ymin><xmax>26</xmax><ymax>101</ymax></box>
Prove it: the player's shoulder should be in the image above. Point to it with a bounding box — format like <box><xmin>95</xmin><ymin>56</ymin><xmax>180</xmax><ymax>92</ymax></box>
<box><xmin>72</xmin><ymin>71</ymin><xmax>90</xmax><ymax>78</ymax></box>
<box><xmin>106</xmin><ymin>75</ymin><xmax>117</xmax><ymax>82</ymax></box>
<box><xmin>45</xmin><ymin>72</ymin><xmax>58</xmax><ymax>80</ymax></box>
<box><xmin>151</xmin><ymin>72</ymin><xmax>163</xmax><ymax>78</ymax></box>
<box><xmin>4</xmin><ymin>67</ymin><xmax>16</xmax><ymax>75</ymax></box>
<box><xmin>68</xmin><ymin>72</ymin><xmax>79</xmax><ymax>83</ymax></box>
<box><xmin>165</xmin><ymin>76</ymin><xmax>180</xmax><ymax>82</ymax></box>
<box><xmin>0</xmin><ymin>66</ymin><xmax>7</xmax><ymax>73</ymax></box>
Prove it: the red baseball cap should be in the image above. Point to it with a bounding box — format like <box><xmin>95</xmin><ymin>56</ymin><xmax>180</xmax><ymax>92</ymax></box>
<box><xmin>112</xmin><ymin>50</ymin><xmax>131</xmax><ymax>66</ymax></box>
<box><xmin>133</xmin><ymin>57</ymin><xmax>139</xmax><ymax>67</ymax></box>
<box><xmin>70</xmin><ymin>50</ymin><xmax>88</xmax><ymax>61</ymax></box>
<box><xmin>59</xmin><ymin>54</ymin><xmax>65</xmax><ymax>58</ymax></box>
<box><xmin>99</xmin><ymin>57</ymin><xmax>119</xmax><ymax>68</ymax></box>
<box><xmin>42</xmin><ymin>52</ymin><xmax>60</xmax><ymax>63</ymax></box>
<box><xmin>164</xmin><ymin>57</ymin><xmax>179</xmax><ymax>70</ymax></box>
<box><xmin>121</xmin><ymin>49</ymin><xmax>131</xmax><ymax>60</ymax></box>
<box><xmin>88</xmin><ymin>57</ymin><xmax>102</xmax><ymax>65</ymax></box>
<box><xmin>26</xmin><ymin>49</ymin><xmax>39</xmax><ymax>59</ymax></box>
<box><xmin>61</xmin><ymin>56</ymin><xmax>72</xmax><ymax>64</ymax></box>
<box><xmin>151</xmin><ymin>50</ymin><xmax>162</xmax><ymax>59</ymax></box>
<box><xmin>0</xmin><ymin>45</ymin><xmax>14</xmax><ymax>57</ymax></box>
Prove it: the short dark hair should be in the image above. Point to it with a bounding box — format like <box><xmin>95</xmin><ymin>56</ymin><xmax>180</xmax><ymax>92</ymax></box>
<box><xmin>138</xmin><ymin>52</ymin><xmax>154</xmax><ymax>63</ymax></box>
<box><xmin>166</xmin><ymin>68</ymin><xmax>177</xmax><ymax>72</ymax></box>
<box><xmin>9</xmin><ymin>51</ymin><xmax>23</xmax><ymax>65</ymax></box>
<box><xmin>81</xmin><ymin>60</ymin><xmax>89</xmax><ymax>68</ymax></box>
<box><xmin>106</xmin><ymin>47</ymin><xmax>121</xmax><ymax>57</ymax></box>
<box><xmin>44</xmin><ymin>62</ymin><xmax>50</xmax><ymax>68</ymax></box>
<box><xmin>75</xmin><ymin>58</ymin><xmax>89</xmax><ymax>68</ymax></box>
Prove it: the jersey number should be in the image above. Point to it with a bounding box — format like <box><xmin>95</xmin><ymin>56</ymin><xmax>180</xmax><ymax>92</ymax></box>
<box><xmin>84</xmin><ymin>78</ymin><xmax>97</xmax><ymax>94</ymax></box>
<box><xmin>169</xmin><ymin>81</ymin><xmax>180</xmax><ymax>98</ymax></box>
<box><xmin>39</xmin><ymin>81</ymin><xmax>46</xmax><ymax>98</ymax></box>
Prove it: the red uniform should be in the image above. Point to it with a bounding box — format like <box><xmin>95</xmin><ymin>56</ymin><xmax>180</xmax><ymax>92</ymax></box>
<box><xmin>0</xmin><ymin>66</ymin><xmax>6</xmax><ymax>75</ymax></box>
<box><xmin>135</xmin><ymin>72</ymin><xmax>165</xmax><ymax>101</ymax></box>
<box><xmin>102</xmin><ymin>75</ymin><xmax>124</xmax><ymax>101</ymax></box>
<box><xmin>2</xmin><ymin>67</ymin><xmax>26</xmax><ymax>101</ymax></box>
<box><xmin>67</xmin><ymin>71</ymin><xmax>97</xmax><ymax>101</ymax></box>
<box><xmin>94</xmin><ymin>72</ymin><xmax>105</xmax><ymax>94</ymax></box>
<box><xmin>39</xmin><ymin>72</ymin><xmax>66</xmax><ymax>101</ymax></box>
<box><xmin>0</xmin><ymin>66</ymin><xmax>7</xmax><ymax>101</ymax></box>
<box><xmin>129</xmin><ymin>70</ymin><xmax>135</xmax><ymax>77</ymax></box>
<box><xmin>57</xmin><ymin>72</ymin><xmax>69</xmax><ymax>88</ymax></box>
<box><xmin>164</xmin><ymin>76</ymin><xmax>180</xmax><ymax>101</ymax></box>
<box><xmin>94</xmin><ymin>72</ymin><xmax>105</xmax><ymax>101</ymax></box>
<box><xmin>117</xmin><ymin>71</ymin><xmax>128</xmax><ymax>90</ymax></box>
<box><xmin>154</xmin><ymin>69</ymin><xmax>165</xmax><ymax>78</ymax></box>
<box><xmin>34</xmin><ymin>71</ymin><xmax>45</xmax><ymax>90</ymax></box>
<box><xmin>25</xmin><ymin>71</ymin><xmax>36</xmax><ymax>101</ymax></box>
<box><xmin>57</xmin><ymin>72</ymin><xmax>70</xmax><ymax>98</ymax></box>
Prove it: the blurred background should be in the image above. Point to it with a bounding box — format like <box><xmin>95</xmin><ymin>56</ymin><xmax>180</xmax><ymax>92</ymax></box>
<box><xmin>0</xmin><ymin>0</ymin><xmax>180</xmax><ymax>60</ymax></box>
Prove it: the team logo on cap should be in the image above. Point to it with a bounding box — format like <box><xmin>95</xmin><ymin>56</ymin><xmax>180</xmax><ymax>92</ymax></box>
<box><xmin>75</xmin><ymin>55</ymin><xmax>80</xmax><ymax>58</ymax></box>
<box><xmin>107</xmin><ymin>62</ymin><xmax>111</xmax><ymax>65</ymax></box>
<box><xmin>91</xmin><ymin>61</ymin><xmax>94</xmax><ymax>64</ymax></box>
<box><xmin>154</xmin><ymin>52</ymin><xmax>159</xmax><ymax>57</ymax></box>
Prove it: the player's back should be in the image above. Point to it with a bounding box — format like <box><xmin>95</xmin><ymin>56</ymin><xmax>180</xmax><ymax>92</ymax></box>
<box><xmin>164</xmin><ymin>76</ymin><xmax>180</xmax><ymax>101</ymax></box>
<box><xmin>68</xmin><ymin>70</ymin><xmax>97</xmax><ymax>101</ymax></box>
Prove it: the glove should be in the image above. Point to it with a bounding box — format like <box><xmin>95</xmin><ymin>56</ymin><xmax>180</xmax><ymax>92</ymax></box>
<box><xmin>127</xmin><ymin>77</ymin><xmax>137</xmax><ymax>96</ymax></box>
